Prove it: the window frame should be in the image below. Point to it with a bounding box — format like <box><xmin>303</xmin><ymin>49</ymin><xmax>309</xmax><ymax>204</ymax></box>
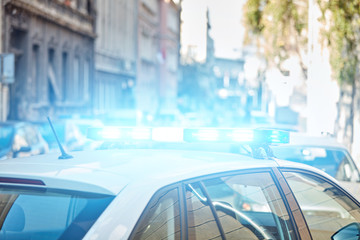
<box><xmin>182</xmin><ymin>167</ymin><xmax>301</xmax><ymax>240</ymax></box>
<box><xmin>130</xmin><ymin>167</ymin><xmax>353</xmax><ymax>240</ymax></box>
<box><xmin>129</xmin><ymin>183</ymin><xmax>183</xmax><ymax>240</ymax></box>
<box><xmin>280</xmin><ymin>167</ymin><xmax>360</xmax><ymax>208</ymax></box>
<box><xmin>0</xmin><ymin>184</ymin><xmax>115</xmax><ymax>239</ymax></box>
<box><xmin>272</xmin><ymin>145</ymin><xmax>360</xmax><ymax>182</ymax></box>
<box><xmin>278</xmin><ymin>167</ymin><xmax>360</xmax><ymax>239</ymax></box>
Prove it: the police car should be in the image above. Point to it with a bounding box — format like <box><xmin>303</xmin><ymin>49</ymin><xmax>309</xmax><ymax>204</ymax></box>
<box><xmin>271</xmin><ymin>132</ymin><xmax>360</xmax><ymax>201</ymax></box>
<box><xmin>0</xmin><ymin>128</ymin><xmax>359</xmax><ymax>240</ymax></box>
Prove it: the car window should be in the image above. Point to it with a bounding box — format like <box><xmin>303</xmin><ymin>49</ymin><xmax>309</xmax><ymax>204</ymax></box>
<box><xmin>0</xmin><ymin>126</ymin><xmax>14</xmax><ymax>149</ymax></box>
<box><xmin>273</xmin><ymin>146</ymin><xmax>359</xmax><ymax>182</ymax></box>
<box><xmin>0</xmin><ymin>187</ymin><xmax>114</xmax><ymax>240</ymax></box>
<box><xmin>186</xmin><ymin>183</ymin><xmax>222</xmax><ymax>240</ymax></box>
<box><xmin>199</xmin><ymin>172</ymin><xmax>296</xmax><ymax>240</ymax></box>
<box><xmin>131</xmin><ymin>188</ymin><xmax>181</xmax><ymax>240</ymax></box>
<box><xmin>283</xmin><ymin>171</ymin><xmax>360</xmax><ymax>239</ymax></box>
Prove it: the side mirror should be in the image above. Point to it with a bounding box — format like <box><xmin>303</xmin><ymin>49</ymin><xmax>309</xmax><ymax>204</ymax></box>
<box><xmin>13</xmin><ymin>146</ymin><xmax>32</xmax><ymax>158</ymax></box>
<box><xmin>18</xmin><ymin>146</ymin><xmax>31</xmax><ymax>153</ymax></box>
<box><xmin>332</xmin><ymin>222</ymin><xmax>360</xmax><ymax>240</ymax></box>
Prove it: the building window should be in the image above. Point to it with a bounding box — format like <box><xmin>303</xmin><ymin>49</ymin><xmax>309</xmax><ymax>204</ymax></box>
<box><xmin>83</xmin><ymin>59</ymin><xmax>90</xmax><ymax>101</ymax></box>
<box><xmin>32</xmin><ymin>45</ymin><xmax>40</xmax><ymax>101</ymax></box>
<box><xmin>62</xmin><ymin>52</ymin><xmax>68</xmax><ymax>102</ymax></box>
<box><xmin>73</xmin><ymin>56</ymin><xmax>80</xmax><ymax>101</ymax></box>
<box><xmin>48</xmin><ymin>48</ymin><xmax>60</xmax><ymax>104</ymax></box>
<box><xmin>87</xmin><ymin>0</ymin><xmax>92</xmax><ymax>14</ymax></box>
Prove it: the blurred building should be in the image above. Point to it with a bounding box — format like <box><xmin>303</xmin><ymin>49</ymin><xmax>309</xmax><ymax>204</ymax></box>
<box><xmin>158</xmin><ymin>0</ymin><xmax>180</xmax><ymax>116</ymax></box>
<box><xmin>3</xmin><ymin>0</ymin><xmax>96</xmax><ymax>121</ymax></box>
<box><xmin>212</xmin><ymin>57</ymin><xmax>246</xmax><ymax>126</ymax></box>
<box><xmin>137</xmin><ymin>0</ymin><xmax>181</xmax><ymax>122</ymax></box>
<box><xmin>94</xmin><ymin>0</ymin><xmax>137</xmax><ymax>116</ymax></box>
<box><xmin>136</xmin><ymin>0</ymin><xmax>162</xmax><ymax>118</ymax></box>
<box><xmin>94</xmin><ymin>0</ymin><xmax>180</xmax><ymax>123</ymax></box>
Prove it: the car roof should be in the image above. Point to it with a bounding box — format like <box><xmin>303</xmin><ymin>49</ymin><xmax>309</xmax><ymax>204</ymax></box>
<box><xmin>279</xmin><ymin>132</ymin><xmax>347</xmax><ymax>149</ymax></box>
<box><xmin>0</xmin><ymin>149</ymin><xmax>328</xmax><ymax>196</ymax></box>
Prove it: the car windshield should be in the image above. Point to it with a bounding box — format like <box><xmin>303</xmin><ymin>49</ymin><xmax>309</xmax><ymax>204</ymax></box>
<box><xmin>0</xmin><ymin>126</ymin><xmax>14</xmax><ymax>150</ymax></box>
<box><xmin>0</xmin><ymin>187</ymin><xmax>114</xmax><ymax>240</ymax></box>
<box><xmin>272</xmin><ymin>146</ymin><xmax>357</xmax><ymax>179</ymax></box>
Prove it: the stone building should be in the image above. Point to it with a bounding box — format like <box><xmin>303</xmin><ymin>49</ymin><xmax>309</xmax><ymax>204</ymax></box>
<box><xmin>158</xmin><ymin>0</ymin><xmax>180</xmax><ymax>117</ymax></box>
<box><xmin>137</xmin><ymin>0</ymin><xmax>180</xmax><ymax>121</ymax></box>
<box><xmin>3</xmin><ymin>0</ymin><xmax>96</xmax><ymax>121</ymax></box>
<box><xmin>136</xmin><ymin>0</ymin><xmax>162</xmax><ymax>119</ymax></box>
<box><xmin>94</xmin><ymin>0</ymin><xmax>137</xmax><ymax>116</ymax></box>
<box><xmin>94</xmin><ymin>0</ymin><xmax>180</xmax><ymax>123</ymax></box>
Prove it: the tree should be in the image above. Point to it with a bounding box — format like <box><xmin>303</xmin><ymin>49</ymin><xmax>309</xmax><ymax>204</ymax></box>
<box><xmin>243</xmin><ymin>0</ymin><xmax>308</xmax><ymax>77</ymax></box>
<box><xmin>316</xmin><ymin>1</ymin><xmax>360</xmax><ymax>147</ymax></box>
<box><xmin>243</xmin><ymin>0</ymin><xmax>360</xmax><ymax>148</ymax></box>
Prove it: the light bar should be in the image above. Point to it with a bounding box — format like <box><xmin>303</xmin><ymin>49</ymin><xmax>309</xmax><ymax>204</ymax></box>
<box><xmin>183</xmin><ymin>128</ymin><xmax>289</xmax><ymax>144</ymax></box>
<box><xmin>152</xmin><ymin>127</ymin><xmax>183</xmax><ymax>142</ymax></box>
<box><xmin>253</xmin><ymin>129</ymin><xmax>289</xmax><ymax>144</ymax></box>
<box><xmin>87</xmin><ymin>127</ymin><xmax>152</xmax><ymax>141</ymax></box>
<box><xmin>183</xmin><ymin>128</ymin><xmax>255</xmax><ymax>142</ymax></box>
<box><xmin>87</xmin><ymin>127</ymin><xmax>289</xmax><ymax>145</ymax></box>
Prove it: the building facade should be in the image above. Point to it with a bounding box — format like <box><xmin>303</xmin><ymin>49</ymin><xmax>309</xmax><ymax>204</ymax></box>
<box><xmin>3</xmin><ymin>0</ymin><xmax>96</xmax><ymax>121</ymax></box>
<box><xmin>137</xmin><ymin>0</ymin><xmax>180</xmax><ymax>122</ymax></box>
<box><xmin>136</xmin><ymin>0</ymin><xmax>161</xmax><ymax>119</ymax></box>
<box><xmin>158</xmin><ymin>0</ymin><xmax>180</xmax><ymax>116</ymax></box>
<box><xmin>94</xmin><ymin>0</ymin><xmax>137</xmax><ymax>117</ymax></box>
<box><xmin>94</xmin><ymin>0</ymin><xmax>180</xmax><ymax>123</ymax></box>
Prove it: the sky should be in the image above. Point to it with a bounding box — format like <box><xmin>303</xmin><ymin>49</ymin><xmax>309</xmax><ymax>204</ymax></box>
<box><xmin>180</xmin><ymin>0</ymin><xmax>246</xmax><ymax>62</ymax></box>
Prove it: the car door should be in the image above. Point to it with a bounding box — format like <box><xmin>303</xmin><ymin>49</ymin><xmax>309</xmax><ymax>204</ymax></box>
<box><xmin>186</xmin><ymin>170</ymin><xmax>297</xmax><ymax>240</ymax></box>
<box><xmin>130</xmin><ymin>169</ymin><xmax>299</xmax><ymax>240</ymax></box>
<box><xmin>272</xmin><ymin>145</ymin><xmax>360</xmax><ymax>201</ymax></box>
<box><xmin>130</xmin><ymin>167</ymin><xmax>360</xmax><ymax>240</ymax></box>
<box><xmin>281</xmin><ymin>168</ymin><xmax>360</xmax><ymax>240</ymax></box>
<box><xmin>330</xmin><ymin>149</ymin><xmax>360</xmax><ymax>201</ymax></box>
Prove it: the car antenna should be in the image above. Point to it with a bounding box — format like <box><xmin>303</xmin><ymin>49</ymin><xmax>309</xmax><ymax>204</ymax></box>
<box><xmin>47</xmin><ymin>116</ymin><xmax>73</xmax><ymax>159</ymax></box>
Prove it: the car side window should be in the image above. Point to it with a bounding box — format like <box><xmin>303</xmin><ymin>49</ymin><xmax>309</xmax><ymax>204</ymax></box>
<box><xmin>283</xmin><ymin>171</ymin><xmax>360</xmax><ymax>239</ymax></box>
<box><xmin>200</xmin><ymin>172</ymin><xmax>296</xmax><ymax>240</ymax></box>
<box><xmin>333</xmin><ymin>151</ymin><xmax>360</xmax><ymax>182</ymax></box>
<box><xmin>185</xmin><ymin>183</ymin><xmax>222</xmax><ymax>240</ymax></box>
<box><xmin>131</xmin><ymin>188</ymin><xmax>181</xmax><ymax>240</ymax></box>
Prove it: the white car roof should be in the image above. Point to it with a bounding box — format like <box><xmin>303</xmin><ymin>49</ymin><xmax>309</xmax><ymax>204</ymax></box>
<box><xmin>0</xmin><ymin>149</ymin><xmax>333</xmax><ymax>196</ymax></box>
<box><xmin>283</xmin><ymin>132</ymin><xmax>348</xmax><ymax>149</ymax></box>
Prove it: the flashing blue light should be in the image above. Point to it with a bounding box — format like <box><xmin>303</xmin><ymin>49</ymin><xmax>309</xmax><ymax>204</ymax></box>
<box><xmin>253</xmin><ymin>129</ymin><xmax>289</xmax><ymax>144</ymax></box>
<box><xmin>183</xmin><ymin>128</ymin><xmax>255</xmax><ymax>143</ymax></box>
<box><xmin>230</xmin><ymin>129</ymin><xmax>254</xmax><ymax>142</ymax></box>
<box><xmin>99</xmin><ymin>127</ymin><xmax>122</xmax><ymax>139</ymax></box>
<box><xmin>87</xmin><ymin>127</ymin><xmax>152</xmax><ymax>141</ymax></box>
<box><xmin>190</xmin><ymin>129</ymin><xmax>219</xmax><ymax>141</ymax></box>
<box><xmin>152</xmin><ymin>127</ymin><xmax>183</xmax><ymax>142</ymax></box>
<box><xmin>130</xmin><ymin>128</ymin><xmax>152</xmax><ymax>140</ymax></box>
<box><xmin>184</xmin><ymin>128</ymin><xmax>289</xmax><ymax>144</ymax></box>
<box><xmin>87</xmin><ymin>127</ymin><xmax>289</xmax><ymax>145</ymax></box>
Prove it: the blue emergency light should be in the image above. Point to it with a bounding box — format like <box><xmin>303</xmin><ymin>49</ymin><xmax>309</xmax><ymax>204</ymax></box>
<box><xmin>87</xmin><ymin>127</ymin><xmax>289</xmax><ymax>145</ymax></box>
<box><xmin>87</xmin><ymin>127</ymin><xmax>152</xmax><ymax>141</ymax></box>
<box><xmin>183</xmin><ymin>128</ymin><xmax>289</xmax><ymax>144</ymax></box>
